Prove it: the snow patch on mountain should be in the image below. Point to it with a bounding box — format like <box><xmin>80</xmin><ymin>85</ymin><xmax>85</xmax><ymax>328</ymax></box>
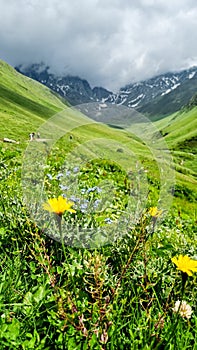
<box><xmin>15</xmin><ymin>63</ymin><xmax>197</xmax><ymax>112</ymax></box>
<box><xmin>189</xmin><ymin>71</ymin><xmax>196</xmax><ymax>79</ymax></box>
<box><xmin>161</xmin><ymin>83</ymin><xmax>180</xmax><ymax>96</ymax></box>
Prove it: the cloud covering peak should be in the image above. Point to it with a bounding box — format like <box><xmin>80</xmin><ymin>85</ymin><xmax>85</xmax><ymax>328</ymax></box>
<box><xmin>1</xmin><ymin>0</ymin><xmax>197</xmax><ymax>90</ymax></box>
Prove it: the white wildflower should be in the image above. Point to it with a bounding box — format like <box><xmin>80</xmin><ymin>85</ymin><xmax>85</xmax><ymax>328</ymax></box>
<box><xmin>172</xmin><ymin>300</ymin><xmax>193</xmax><ymax>319</ymax></box>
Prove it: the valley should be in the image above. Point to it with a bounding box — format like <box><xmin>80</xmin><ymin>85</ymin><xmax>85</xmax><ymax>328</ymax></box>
<box><xmin>0</xmin><ymin>59</ymin><xmax>197</xmax><ymax>349</ymax></box>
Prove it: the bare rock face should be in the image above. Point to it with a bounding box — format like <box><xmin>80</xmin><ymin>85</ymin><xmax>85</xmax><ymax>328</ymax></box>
<box><xmin>16</xmin><ymin>63</ymin><xmax>197</xmax><ymax>116</ymax></box>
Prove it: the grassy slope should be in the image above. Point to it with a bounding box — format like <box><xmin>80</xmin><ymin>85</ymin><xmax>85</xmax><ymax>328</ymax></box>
<box><xmin>0</xmin><ymin>60</ymin><xmax>196</xmax><ymax>215</ymax></box>
<box><xmin>1</xmin><ymin>62</ymin><xmax>197</xmax><ymax>350</ymax></box>
<box><xmin>0</xmin><ymin>60</ymin><xmax>145</xmax><ymax>155</ymax></box>
<box><xmin>155</xmin><ymin>107</ymin><xmax>197</xmax><ymax>213</ymax></box>
<box><xmin>155</xmin><ymin>108</ymin><xmax>197</xmax><ymax>146</ymax></box>
<box><xmin>0</xmin><ymin>60</ymin><xmax>68</xmax><ymax>141</ymax></box>
<box><xmin>0</xmin><ymin>60</ymin><xmax>155</xmax><ymax>167</ymax></box>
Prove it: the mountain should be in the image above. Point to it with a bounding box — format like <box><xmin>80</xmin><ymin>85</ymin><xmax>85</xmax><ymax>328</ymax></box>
<box><xmin>136</xmin><ymin>69</ymin><xmax>197</xmax><ymax>118</ymax></box>
<box><xmin>112</xmin><ymin>67</ymin><xmax>197</xmax><ymax>108</ymax></box>
<box><xmin>184</xmin><ymin>92</ymin><xmax>197</xmax><ymax>110</ymax></box>
<box><xmin>15</xmin><ymin>63</ymin><xmax>113</xmax><ymax>105</ymax></box>
<box><xmin>16</xmin><ymin>63</ymin><xmax>197</xmax><ymax>117</ymax></box>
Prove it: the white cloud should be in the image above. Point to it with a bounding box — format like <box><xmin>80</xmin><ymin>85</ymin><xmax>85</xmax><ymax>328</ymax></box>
<box><xmin>0</xmin><ymin>0</ymin><xmax>197</xmax><ymax>90</ymax></box>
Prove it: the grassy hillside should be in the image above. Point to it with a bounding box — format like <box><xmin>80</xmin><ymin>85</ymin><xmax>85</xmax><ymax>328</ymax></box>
<box><xmin>0</xmin><ymin>60</ymin><xmax>68</xmax><ymax>141</ymax></box>
<box><xmin>0</xmin><ymin>60</ymin><xmax>197</xmax><ymax>349</ymax></box>
<box><xmin>155</xmin><ymin>107</ymin><xmax>197</xmax><ymax>211</ymax></box>
<box><xmin>0</xmin><ymin>59</ymin><xmax>196</xmax><ymax>216</ymax></box>
<box><xmin>155</xmin><ymin>107</ymin><xmax>197</xmax><ymax>154</ymax></box>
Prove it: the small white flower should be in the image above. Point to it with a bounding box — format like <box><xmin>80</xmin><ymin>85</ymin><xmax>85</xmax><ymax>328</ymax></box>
<box><xmin>172</xmin><ymin>300</ymin><xmax>193</xmax><ymax>319</ymax></box>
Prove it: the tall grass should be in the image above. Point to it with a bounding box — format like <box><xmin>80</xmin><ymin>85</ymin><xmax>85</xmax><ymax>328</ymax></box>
<box><xmin>0</xmin><ymin>60</ymin><xmax>196</xmax><ymax>348</ymax></box>
<box><xmin>0</xmin><ymin>146</ymin><xmax>196</xmax><ymax>349</ymax></box>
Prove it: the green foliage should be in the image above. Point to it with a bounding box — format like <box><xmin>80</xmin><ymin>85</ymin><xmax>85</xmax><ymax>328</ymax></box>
<box><xmin>173</xmin><ymin>184</ymin><xmax>197</xmax><ymax>202</ymax></box>
<box><xmin>0</xmin><ymin>59</ymin><xmax>67</xmax><ymax>141</ymax></box>
<box><xmin>0</xmin><ymin>59</ymin><xmax>197</xmax><ymax>348</ymax></box>
<box><xmin>0</xmin><ymin>144</ymin><xmax>197</xmax><ymax>349</ymax></box>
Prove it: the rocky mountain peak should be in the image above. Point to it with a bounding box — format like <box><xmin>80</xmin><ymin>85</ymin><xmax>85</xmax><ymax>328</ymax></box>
<box><xmin>15</xmin><ymin>63</ymin><xmax>197</xmax><ymax>116</ymax></box>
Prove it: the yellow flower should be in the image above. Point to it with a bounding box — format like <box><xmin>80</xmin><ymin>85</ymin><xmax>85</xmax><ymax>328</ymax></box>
<box><xmin>42</xmin><ymin>196</ymin><xmax>76</xmax><ymax>216</ymax></box>
<box><xmin>149</xmin><ymin>207</ymin><xmax>162</xmax><ymax>218</ymax></box>
<box><xmin>171</xmin><ymin>255</ymin><xmax>197</xmax><ymax>276</ymax></box>
<box><xmin>172</xmin><ymin>300</ymin><xmax>193</xmax><ymax>319</ymax></box>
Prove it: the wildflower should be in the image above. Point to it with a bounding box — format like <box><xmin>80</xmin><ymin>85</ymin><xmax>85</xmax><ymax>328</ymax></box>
<box><xmin>149</xmin><ymin>207</ymin><xmax>162</xmax><ymax>218</ymax></box>
<box><xmin>69</xmin><ymin>195</ymin><xmax>80</xmax><ymax>203</ymax></box>
<box><xmin>59</xmin><ymin>184</ymin><xmax>69</xmax><ymax>191</ymax></box>
<box><xmin>73</xmin><ymin>166</ymin><xmax>79</xmax><ymax>173</ymax></box>
<box><xmin>87</xmin><ymin>186</ymin><xmax>102</xmax><ymax>193</ymax></box>
<box><xmin>93</xmin><ymin>199</ymin><xmax>101</xmax><ymax>209</ymax></box>
<box><xmin>42</xmin><ymin>195</ymin><xmax>76</xmax><ymax>216</ymax></box>
<box><xmin>46</xmin><ymin>173</ymin><xmax>53</xmax><ymax>180</ymax></box>
<box><xmin>171</xmin><ymin>255</ymin><xmax>197</xmax><ymax>276</ymax></box>
<box><xmin>172</xmin><ymin>300</ymin><xmax>193</xmax><ymax>319</ymax></box>
<box><xmin>80</xmin><ymin>201</ymin><xmax>89</xmax><ymax>213</ymax></box>
<box><xmin>104</xmin><ymin>218</ymin><xmax>113</xmax><ymax>224</ymax></box>
<box><xmin>87</xmin><ymin>186</ymin><xmax>97</xmax><ymax>193</ymax></box>
<box><xmin>56</xmin><ymin>173</ymin><xmax>64</xmax><ymax>180</ymax></box>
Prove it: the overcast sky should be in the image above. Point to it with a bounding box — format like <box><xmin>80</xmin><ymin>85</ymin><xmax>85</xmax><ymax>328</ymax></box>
<box><xmin>1</xmin><ymin>0</ymin><xmax>197</xmax><ymax>91</ymax></box>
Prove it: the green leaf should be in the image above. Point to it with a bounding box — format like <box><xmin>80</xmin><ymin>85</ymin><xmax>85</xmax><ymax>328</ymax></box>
<box><xmin>33</xmin><ymin>285</ymin><xmax>46</xmax><ymax>303</ymax></box>
<box><xmin>5</xmin><ymin>318</ymin><xmax>20</xmax><ymax>341</ymax></box>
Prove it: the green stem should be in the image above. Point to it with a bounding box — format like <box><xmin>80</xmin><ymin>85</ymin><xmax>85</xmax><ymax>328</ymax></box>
<box><xmin>156</xmin><ymin>273</ymin><xmax>187</xmax><ymax>349</ymax></box>
<box><xmin>111</xmin><ymin>234</ymin><xmax>142</xmax><ymax>302</ymax></box>
<box><xmin>57</xmin><ymin>215</ymin><xmax>77</xmax><ymax>298</ymax></box>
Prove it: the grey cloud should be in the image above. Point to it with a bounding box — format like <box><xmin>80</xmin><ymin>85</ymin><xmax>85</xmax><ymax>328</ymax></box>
<box><xmin>0</xmin><ymin>0</ymin><xmax>197</xmax><ymax>90</ymax></box>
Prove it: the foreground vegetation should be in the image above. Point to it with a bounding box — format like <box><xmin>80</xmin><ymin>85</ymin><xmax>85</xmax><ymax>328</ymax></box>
<box><xmin>0</xmin><ymin>60</ymin><xmax>197</xmax><ymax>349</ymax></box>
<box><xmin>0</xmin><ymin>144</ymin><xmax>197</xmax><ymax>349</ymax></box>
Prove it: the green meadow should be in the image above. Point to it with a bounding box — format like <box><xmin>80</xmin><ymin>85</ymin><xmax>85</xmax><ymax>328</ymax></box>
<box><xmin>0</xmin><ymin>60</ymin><xmax>197</xmax><ymax>349</ymax></box>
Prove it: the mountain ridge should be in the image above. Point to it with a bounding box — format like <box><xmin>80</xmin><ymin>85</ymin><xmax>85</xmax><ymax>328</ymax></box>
<box><xmin>15</xmin><ymin>62</ymin><xmax>197</xmax><ymax>116</ymax></box>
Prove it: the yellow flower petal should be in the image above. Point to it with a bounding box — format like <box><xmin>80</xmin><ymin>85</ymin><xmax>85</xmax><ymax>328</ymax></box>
<box><xmin>149</xmin><ymin>207</ymin><xmax>162</xmax><ymax>217</ymax></box>
<box><xmin>42</xmin><ymin>196</ymin><xmax>76</xmax><ymax>216</ymax></box>
<box><xmin>171</xmin><ymin>255</ymin><xmax>197</xmax><ymax>276</ymax></box>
